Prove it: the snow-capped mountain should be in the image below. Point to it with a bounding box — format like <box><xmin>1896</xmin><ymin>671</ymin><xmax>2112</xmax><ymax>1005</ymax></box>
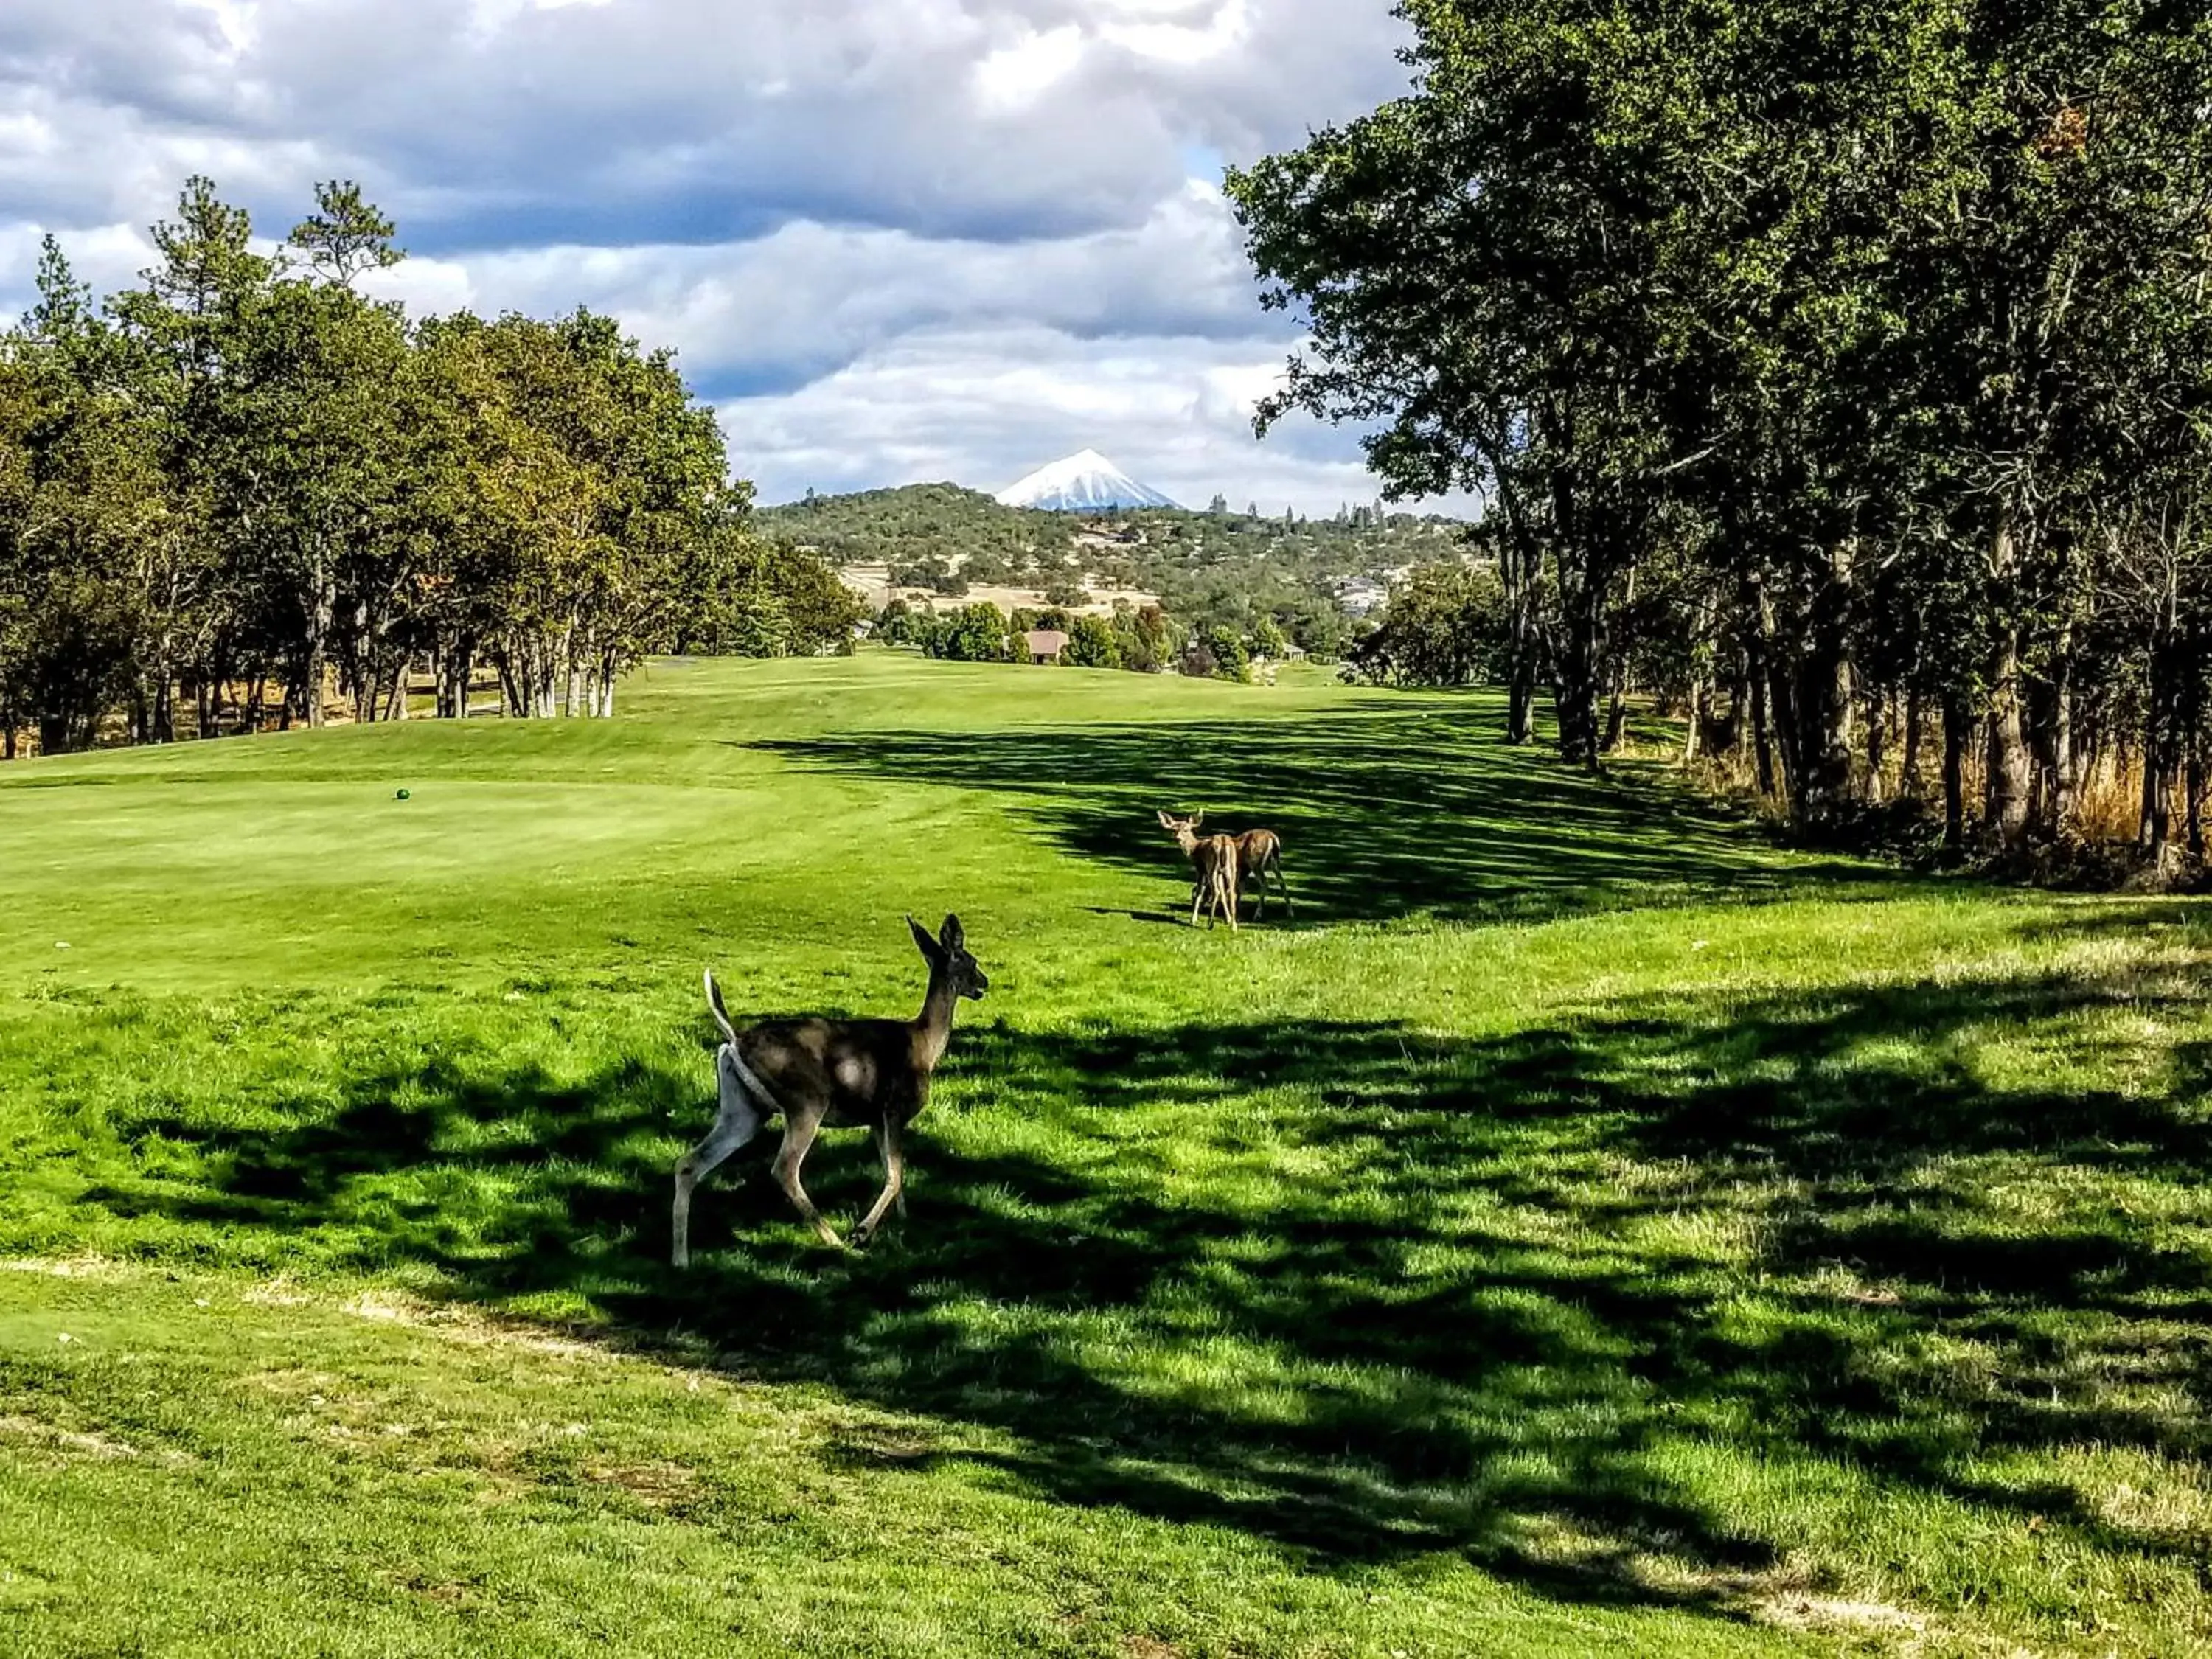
<box><xmin>995</xmin><ymin>450</ymin><xmax>1182</xmax><ymax>512</ymax></box>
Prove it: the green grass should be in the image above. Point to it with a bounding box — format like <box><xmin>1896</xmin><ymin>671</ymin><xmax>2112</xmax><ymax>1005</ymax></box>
<box><xmin>1</xmin><ymin>651</ymin><xmax>2208</xmax><ymax>1658</ymax></box>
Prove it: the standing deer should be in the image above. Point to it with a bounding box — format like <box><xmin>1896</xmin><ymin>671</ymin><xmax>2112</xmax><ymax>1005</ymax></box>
<box><xmin>672</xmin><ymin>914</ymin><xmax>987</xmax><ymax>1265</ymax></box>
<box><xmin>1157</xmin><ymin>810</ymin><xmax>1241</xmax><ymax>930</ymax></box>
<box><xmin>1228</xmin><ymin>828</ymin><xmax>1292</xmax><ymax>919</ymax></box>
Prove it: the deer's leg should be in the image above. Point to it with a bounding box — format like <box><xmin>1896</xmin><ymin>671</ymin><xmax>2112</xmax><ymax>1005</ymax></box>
<box><xmin>1247</xmin><ymin>858</ymin><xmax>1265</xmax><ymax>919</ymax></box>
<box><xmin>1190</xmin><ymin>876</ymin><xmax>1206</xmax><ymax>928</ymax></box>
<box><xmin>771</xmin><ymin>1104</ymin><xmax>845</xmax><ymax>1250</ymax></box>
<box><xmin>880</xmin><ymin>1123</ymin><xmax>908</xmax><ymax>1220</ymax></box>
<box><xmin>852</xmin><ymin>1121</ymin><xmax>906</xmax><ymax>1248</ymax></box>
<box><xmin>672</xmin><ymin>1046</ymin><xmax>764</xmax><ymax>1268</ymax></box>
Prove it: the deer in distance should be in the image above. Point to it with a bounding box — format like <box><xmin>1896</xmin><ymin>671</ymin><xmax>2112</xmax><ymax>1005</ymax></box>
<box><xmin>671</xmin><ymin>914</ymin><xmax>988</xmax><ymax>1266</ymax></box>
<box><xmin>1158</xmin><ymin>810</ymin><xmax>1242</xmax><ymax>930</ymax></box>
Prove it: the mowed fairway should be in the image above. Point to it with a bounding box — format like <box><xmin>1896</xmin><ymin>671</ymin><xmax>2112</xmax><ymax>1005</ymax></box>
<box><xmin>1</xmin><ymin>653</ymin><xmax>2209</xmax><ymax>1658</ymax></box>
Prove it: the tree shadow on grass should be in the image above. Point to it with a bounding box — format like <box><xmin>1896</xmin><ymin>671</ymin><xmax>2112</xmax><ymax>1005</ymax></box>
<box><xmin>74</xmin><ymin>925</ymin><xmax>2212</xmax><ymax>1630</ymax></box>
<box><xmin>743</xmin><ymin>707</ymin><xmax>1906</xmax><ymax>924</ymax></box>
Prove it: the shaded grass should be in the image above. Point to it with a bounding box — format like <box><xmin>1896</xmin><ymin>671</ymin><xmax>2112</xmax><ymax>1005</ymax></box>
<box><xmin>0</xmin><ymin>653</ymin><xmax>2208</xmax><ymax>1655</ymax></box>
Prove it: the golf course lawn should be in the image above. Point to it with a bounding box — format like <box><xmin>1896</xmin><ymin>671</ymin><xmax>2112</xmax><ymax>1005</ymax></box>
<box><xmin>0</xmin><ymin>651</ymin><xmax>2207</xmax><ymax>1658</ymax></box>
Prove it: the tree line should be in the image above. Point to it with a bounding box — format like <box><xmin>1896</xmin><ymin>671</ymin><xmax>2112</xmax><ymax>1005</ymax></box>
<box><xmin>0</xmin><ymin>178</ymin><xmax>859</xmax><ymax>756</ymax></box>
<box><xmin>1230</xmin><ymin>1</ymin><xmax>2212</xmax><ymax>864</ymax></box>
<box><xmin>874</xmin><ymin>596</ymin><xmax>1292</xmax><ymax>681</ymax></box>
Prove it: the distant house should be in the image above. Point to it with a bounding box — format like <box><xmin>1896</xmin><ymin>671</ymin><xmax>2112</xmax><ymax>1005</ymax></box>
<box><xmin>1023</xmin><ymin>629</ymin><xmax>1071</xmax><ymax>664</ymax></box>
<box><xmin>1335</xmin><ymin>577</ymin><xmax>1391</xmax><ymax>618</ymax></box>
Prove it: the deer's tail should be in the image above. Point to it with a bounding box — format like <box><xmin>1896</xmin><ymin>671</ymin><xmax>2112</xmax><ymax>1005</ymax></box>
<box><xmin>703</xmin><ymin>969</ymin><xmax>741</xmax><ymax>1046</ymax></box>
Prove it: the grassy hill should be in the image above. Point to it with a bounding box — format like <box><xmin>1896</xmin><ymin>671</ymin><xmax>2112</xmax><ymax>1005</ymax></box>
<box><xmin>757</xmin><ymin>483</ymin><xmax>1473</xmax><ymax>653</ymax></box>
<box><xmin>0</xmin><ymin>653</ymin><xmax>2208</xmax><ymax>1656</ymax></box>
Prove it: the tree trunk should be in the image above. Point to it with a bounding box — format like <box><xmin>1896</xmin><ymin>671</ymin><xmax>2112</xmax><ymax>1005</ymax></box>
<box><xmin>305</xmin><ymin>548</ymin><xmax>333</xmax><ymax>731</ymax></box>
<box><xmin>1733</xmin><ymin>653</ymin><xmax>1754</xmax><ymax>765</ymax></box>
<box><xmin>2186</xmin><ymin>625</ymin><xmax>2205</xmax><ymax>860</ymax></box>
<box><xmin>1941</xmin><ymin>694</ymin><xmax>1967</xmax><ymax>852</ymax></box>
<box><xmin>1863</xmin><ymin>692</ymin><xmax>1886</xmax><ymax>805</ymax></box>
<box><xmin>1504</xmin><ymin>539</ymin><xmax>1541</xmax><ymax>746</ymax></box>
<box><xmin>2048</xmin><ymin>633</ymin><xmax>2076</xmax><ymax>837</ymax></box>
<box><xmin>1551</xmin><ymin>626</ymin><xmax>1602</xmax><ymax>771</ymax></box>
<box><xmin>1767</xmin><ymin>650</ymin><xmax>1801</xmax><ymax>811</ymax></box>
<box><xmin>1980</xmin><ymin>502</ymin><xmax>2032</xmax><ymax>853</ymax></box>
<box><xmin>1983</xmin><ymin>627</ymin><xmax>2031</xmax><ymax>854</ymax></box>
<box><xmin>1900</xmin><ymin>689</ymin><xmax>1925</xmax><ymax>801</ymax></box>
<box><xmin>1548</xmin><ymin>560</ymin><xmax>1604</xmax><ymax>771</ymax></box>
<box><xmin>1801</xmin><ymin>542</ymin><xmax>1857</xmax><ymax>821</ymax></box>
<box><xmin>1750</xmin><ymin>657</ymin><xmax>1776</xmax><ymax>796</ymax></box>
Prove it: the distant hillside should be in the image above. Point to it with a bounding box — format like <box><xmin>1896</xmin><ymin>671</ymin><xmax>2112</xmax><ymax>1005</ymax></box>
<box><xmin>757</xmin><ymin>481</ymin><xmax>1475</xmax><ymax>656</ymax></box>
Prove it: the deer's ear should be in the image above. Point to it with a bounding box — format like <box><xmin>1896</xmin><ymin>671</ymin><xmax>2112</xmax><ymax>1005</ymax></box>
<box><xmin>1191</xmin><ymin>810</ymin><xmax>1203</xmax><ymax>827</ymax></box>
<box><xmin>1156</xmin><ymin>809</ymin><xmax>1174</xmax><ymax>828</ymax></box>
<box><xmin>908</xmin><ymin>914</ymin><xmax>942</xmax><ymax>961</ymax></box>
<box><xmin>939</xmin><ymin>914</ymin><xmax>964</xmax><ymax>953</ymax></box>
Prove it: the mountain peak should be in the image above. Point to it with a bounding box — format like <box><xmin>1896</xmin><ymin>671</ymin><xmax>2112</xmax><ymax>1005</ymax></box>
<box><xmin>995</xmin><ymin>451</ymin><xmax>1181</xmax><ymax>512</ymax></box>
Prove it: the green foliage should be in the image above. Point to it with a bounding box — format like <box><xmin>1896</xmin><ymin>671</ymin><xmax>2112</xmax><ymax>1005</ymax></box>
<box><xmin>1062</xmin><ymin>613</ymin><xmax>1121</xmax><ymax>668</ymax></box>
<box><xmin>1183</xmin><ymin>624</ymin><xmax>1252</xmax><ymax>683</ymax></box>
<box><xmin>763</xmin><ymin>482</ymin><xmax>1065</xmax><ymax>576</ymax></box>
<box><xmin>690</xmin><ymin>542</ymin><xmax>864</xmax><ymax>658</ymax></box>
<box><xmin>872</xmin><ymin>597</ymin><xmax>922</xmax><ymax>647</ymax></box>
<box><xmin>756</xmin><ymin>480</ymin><xmax>1470</xmax><ymax>661</ymax></box>
<box><xmin>1228</xmin><ymin>0</ymin><xmax>2212</xmax><ymax>844</ymax></box>
<box><xmin>0</xmin><ymin>176</ymin><xmax>762</xmax><ymax>748</ymax></box>
<box><xmin>930</xmin><ymin>602</ymin><xmax>1009</xmax><ymax>663</ymax></box>
<box><xmin>1349</xmin><ymin>561</ymin><xmax>1509</xmax><ymax>688</ymax></box>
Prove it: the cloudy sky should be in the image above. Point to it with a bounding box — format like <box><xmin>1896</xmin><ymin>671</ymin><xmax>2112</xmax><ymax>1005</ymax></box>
<box><xmin>0</xmin><ymin>0</ymin><xmax>1442</xmax><ymax>514</ymax></box>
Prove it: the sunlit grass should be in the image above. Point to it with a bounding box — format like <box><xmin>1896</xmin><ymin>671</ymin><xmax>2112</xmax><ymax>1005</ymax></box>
<box><xmin>0</xmin><ymin>651</ymin><xmax>2208</xmax><ymax>1656</ymax></box>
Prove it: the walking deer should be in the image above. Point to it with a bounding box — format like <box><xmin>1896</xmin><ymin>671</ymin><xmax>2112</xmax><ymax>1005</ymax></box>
<box><xmin>1158</xmin><ymin>810</ymin><xmax>1241</xmax><ymax>930</ymax></box>
<box><xmin>671</xmin><ymin>914</ymin><xmax>987</xmax><ymax>1265</ymax></box>
<box><xmin>1228</xmin><ymin>828</ymin><xmax>1292</xmax><ymax>919</ymax></box>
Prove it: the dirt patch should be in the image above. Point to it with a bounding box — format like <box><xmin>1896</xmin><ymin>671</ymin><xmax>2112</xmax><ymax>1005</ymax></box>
<box><xmin>1751</xmin><ymin>1593</ymin><xmax>1927</xmax><ymax>1638</ymax></box>
<box><xmin>0</xmin><ymin>1413</ymin><xmax>192</xmax><ymax>1467</ymax></box>
<box><xmin>243</xmin><ymin>1279</ymin><xmax>314</xmax><ymax>1308</ymax></box>
<box><xmin>338</xmin><ymin>1290</ymin><xmax>611</xmax><ymax>1362</ymax></box>
<box><xmin>818</xmin><ymin>1427</ymin><xmax>942</xmax><ymax>1472</ymax></box>
<box><xmin>383</xmin><ymin>1570</ymin><xmax>482</xmax><ymax>1608</ymax></box>
<box><xmin>840</xmin><ymin>562</ymin><xmax>1161</xmax><ymax>618</ymax></box>
<box><xmin>0</xmin><ymin>1254</ymin><xmax>127</xmax><ymax>1279</ymax></box>
<box><xmin>582</xmin><ymin>1460</ymin><xmax>700</xmax><ymax>1510</ymax></box>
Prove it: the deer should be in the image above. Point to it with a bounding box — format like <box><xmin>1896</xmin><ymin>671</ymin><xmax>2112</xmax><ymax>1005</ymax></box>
<box><xmin>1157</xmin><ymin>810</ymin><xmax>1242</xmax><ymax>930</ymax></box>
<box><xmin>671</xmin><ymin>914</ymin><xmax>987</xmax><ymax>1267</ymax></box>
<box><xmin>1227</xmin><ymin>827</ymin><xmax>1292</xmax><ymax>920</ymax></box>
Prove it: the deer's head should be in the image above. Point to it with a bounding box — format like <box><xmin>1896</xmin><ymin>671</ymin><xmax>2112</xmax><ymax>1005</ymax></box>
<box><xmin>1157</xmin><ymin>809</ymin><xmax>1204</xmax><ymax>849</ymax></box>
<box><xmin>908</xmin><ymin>913</ymin><xmax>989</xmax><ymax>1000</ymax></box>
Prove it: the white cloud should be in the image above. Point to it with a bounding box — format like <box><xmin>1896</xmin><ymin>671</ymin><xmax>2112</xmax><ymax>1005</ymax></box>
<box><xmin>973</xmin><ymin>24</ymin><xmax>1089</xmax><ymax>114</ymax></box>
<box><xmin>714</xmin><ymin>324</ymin><xmax>1427</xmax><ymax>518</ymax></box>
<box><xmin>0</xmin><ymin>1</ymin><xmax>1461</xmax><ymax>514</ymax></box>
